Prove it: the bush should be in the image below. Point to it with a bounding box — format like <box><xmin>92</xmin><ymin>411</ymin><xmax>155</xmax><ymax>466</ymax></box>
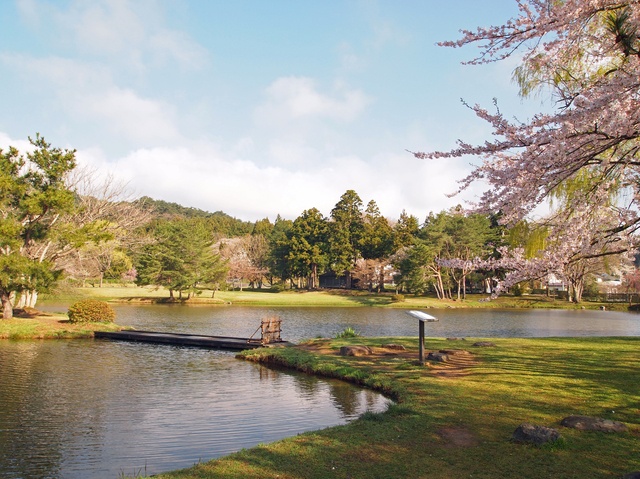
<box><xmin>336</xmin><ymin>326</ymin><xmax>360</xmax><ymax>339</ymax></box>
<box><xmin>68</xmin><ymin>300</ymin><xmax>116</xmax><ymax>323</ymax></box>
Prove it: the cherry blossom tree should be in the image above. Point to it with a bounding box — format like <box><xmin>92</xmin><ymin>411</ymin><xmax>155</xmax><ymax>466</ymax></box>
<box><xmin>413</xmin><ymin>0</ymin><xmax>640</xmax><ymax>297</ymax></box>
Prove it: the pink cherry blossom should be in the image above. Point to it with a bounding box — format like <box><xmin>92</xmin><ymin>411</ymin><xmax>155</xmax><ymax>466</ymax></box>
<box><xmin>415</xmin><ymin>1</ymin><xmax>640</xmax><ymax>299</ymax></box>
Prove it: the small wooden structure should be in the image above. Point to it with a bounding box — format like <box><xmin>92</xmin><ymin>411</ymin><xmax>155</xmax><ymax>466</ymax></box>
<box><xmin>406</xmin><ymin>310</ymin><xmax>439</xmax><ymax>364</ymax></box>
<box><xmin>249</xmin><ymin>316</ymin><xmax>283</xmax><ymax>344</ymax></box>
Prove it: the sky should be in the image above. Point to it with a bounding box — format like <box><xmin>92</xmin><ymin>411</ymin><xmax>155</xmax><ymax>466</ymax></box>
<box><xmin>0</xmin><ymin>0</ymin><xmax>545</xmax><ymax>223</ymax></box>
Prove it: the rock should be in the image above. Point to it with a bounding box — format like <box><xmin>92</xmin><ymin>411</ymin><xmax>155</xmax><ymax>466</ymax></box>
<box><xmin>339</xmin><ymin>345</ymin><xmax>373</xmax><ymax>357</ymax></box>
<box><xmin>473</xmin><ymin>341</ymin><xmax>496</xmax><ymax>347</ymax></box>
<box><xmin>381</xmin><ymin>343</ymin><xmax>406</xmax><ymax>351</ymax></box>
<box><xmin>560</xmin><ymin>415</ymin><xmax>628</xmax><ymax>433</ymax></box>
<box><xmin>446</xmin><ymin>337</ymin><xmax>466</xmax><ymax>341</ymax></box>
<box><xmin>622</xmin><ymin>472</ymin><xmax>640</xmax><ymax>479</ymax></box>
<box><xmin>439</xmin><ymin>349</ymin><xmax>470</xmax><ymax>356</ymax></box>
<box><xmin>427</xmin><ymin>352</ymin><xmax>449</xmax><ymax>362</ymax></box>
<box><xmin>511</xmin><ymin>423</ymin><xmax>561</xmax><ymax>446</ymax></box>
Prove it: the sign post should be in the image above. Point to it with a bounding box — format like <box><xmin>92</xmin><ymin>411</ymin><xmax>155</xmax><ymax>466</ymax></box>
<box><xmin>407</xmin><ymin>310</ymin><xmax>439</xmax><ymax>364</ymax></box>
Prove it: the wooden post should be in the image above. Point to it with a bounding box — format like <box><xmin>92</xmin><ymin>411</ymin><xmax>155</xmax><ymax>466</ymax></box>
<box><xmin>419</xmin><ymin>319</ymin><xmax>425</xmax><ymax>364</ymax></box>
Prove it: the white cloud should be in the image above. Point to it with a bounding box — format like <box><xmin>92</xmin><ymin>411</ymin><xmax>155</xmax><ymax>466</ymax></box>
<box><xmin>255</xmin><ymin>77</ymin><xmax>372</xmax><ymax>125</ymax></box>
<box><xmin>1</xmin><ymin>124</ymin><xmax>477</xmax><ymax>223</ymax></box>
<box><xmin>0</xmin><ymin>132</ymin><xmax>34</xmax><ymax>153</ymax></box>
<box><xmin>0</xmin><ymin>53</ymin><xmax>181</xmax><ymax>146</ymax></box>
<box><xmin>17</xmin><ymin>0</ymin><xmax>208</xmax><ymax>72</ymax></box>
<box><xmin>70</xmin><ymin>137</ymin><xmax>473</xmax><ymax>222</ymax></box>
<box><xmin>85</xmin><ymin>87</ymin><xmax>181</xmax><ymax>144</ymax></box>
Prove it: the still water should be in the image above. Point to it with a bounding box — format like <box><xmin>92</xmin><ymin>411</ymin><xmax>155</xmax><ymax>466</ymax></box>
<box><xmin>2</xmin><ymin>305</ymin><xmax>639</xmax><ymax>479</ymax></box>
<box><xmin>103</xmin><ymin>304</ymin><xmax>640</xmax><ymax>341</ymax></box>
<box><xmin>0</xmin><ymin>324</ymin><xmax>390</xmax><ymax>479</ymax></box>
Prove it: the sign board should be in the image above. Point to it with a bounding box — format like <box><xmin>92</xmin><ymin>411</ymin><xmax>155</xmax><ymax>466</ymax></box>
<box><xmin>406</xmin><ymin>310</ymin><xmax>439</xmax><ymax>364</ymax></box>
<box><xmin>407</xmin><ymin>310</ymin><xmax>439</xmax><ymax>322</ymax></box>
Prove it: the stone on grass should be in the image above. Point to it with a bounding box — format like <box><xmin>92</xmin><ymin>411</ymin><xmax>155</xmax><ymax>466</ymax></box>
<box><xmin>560</xmin><ymin>415</ymin><xmax>628</xmax><ymax>433</ymax></box>
<box><xmin>473</xmin><ymin>341</ymin><xmax>496</xmax><ymax>347</ymax></box>
<box><xmin>427</xmin><ymin>352</ymin><xmax>449</xmax><ymax>362</ymax></box>
<box><xmin>439</xmin><ymin>349</ymin><xmax>470</xmax><ymax>356</ymax></box>
<box><xmin>511</xmin><ymin>423</ymin><xmax>561</xmax><ymax>446</ymax></box>
<box><xmin>339</xmin><ymin>345</ymin><xmax>372</xmax><ymax>357</ymax></box>
<box><xmin>622</xmin><ymin>472</ymin><xmax>640</xmax><ymax>479</ymax></box>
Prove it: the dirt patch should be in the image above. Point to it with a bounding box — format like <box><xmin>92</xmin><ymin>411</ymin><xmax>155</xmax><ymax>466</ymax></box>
<box><xmin>436</xmin><ymin>426</ymin><xmax>479</xmax><ymax>447</ymax></box>
<box><xmin>296</xmin><ymin>340</ymin><xmax>479</xmax><ymax>378</ymax></box>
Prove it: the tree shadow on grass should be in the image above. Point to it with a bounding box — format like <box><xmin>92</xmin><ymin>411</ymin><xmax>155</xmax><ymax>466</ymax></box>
<box><xmin>323</xmin><ymin>289</ymin><xmax>395</xmax><ymax>306</ymax></box>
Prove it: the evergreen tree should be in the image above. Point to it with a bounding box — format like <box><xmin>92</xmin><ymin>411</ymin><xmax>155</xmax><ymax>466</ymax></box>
<box><xmin>135</xmin><ymin>218</ymin><xmax>227</xmax><ymax>299</ymax></box>
<box><xmin>0</xmin><ymin>135</ymin><xmax>76</xmax><ymax>318</ymax></box>
<box><xmin>328</xmin><ymin>190</ymin><xmax>364</xmax><ymax>288</ymax></box>
<box><xmin>287</xmin><ymin>208</ymin><xmax>329</xmax><ymax>289</ymax></box>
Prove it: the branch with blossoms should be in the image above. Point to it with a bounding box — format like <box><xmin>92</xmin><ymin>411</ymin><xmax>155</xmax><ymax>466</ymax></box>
<box><xmin>414</xmin><ymin>0</ymin><xmax>640</xmax><ymax>282</ymax></box>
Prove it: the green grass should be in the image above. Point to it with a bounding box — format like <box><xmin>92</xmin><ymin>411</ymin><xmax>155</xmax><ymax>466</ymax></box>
<box><xmin>0</xmin><ymin>313</ymin><xmax>123</xmax><ymax>339</ymax></box>
<box><xmin>40</xmin><ymin>285</ymin><xmax>632</xmax><ymax>311</ymax></box>
<box><xmin>139</xmin><ymin>336</ymin><xmax>639</xmax><ymax>479</ymax></box>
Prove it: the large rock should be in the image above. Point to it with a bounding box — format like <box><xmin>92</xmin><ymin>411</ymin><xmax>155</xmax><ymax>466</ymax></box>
<box><xmin>427</xmin><ymin>352</ymin><xmax>449</xmax><ymax>362</ymax></box>
<box><xmin>560</xmin><ymin>415</ymin><xmax>628</xmax><ymax>433</ymax></box>
<box><xmin>473</xmin><ymin>341</ymin><xmax>496</xmax><ymax>347</ymax></box>
<box><xmin>511</xmin><ymin>423</ymin><xmax>561</xmax><ymax>446</ymax></box>
<box><xmin>339</xmin><ymin>345</ymin><xmax>373</xmax><ymax>357</ymax></box>
<box><xmin>622</xmin><ymin>472</ymin><xmax>640</xmax><ymax>479</ymax></box>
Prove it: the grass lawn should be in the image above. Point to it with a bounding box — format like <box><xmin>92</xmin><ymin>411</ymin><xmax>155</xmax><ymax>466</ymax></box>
<box><xmin>0</xmin><ymin>310</ymin><xmax>122</xmax><ymax>339</ymax></box>
<box><xmin>41</xmin><ymin>285</ymin><xmax>632</xmax><ymax>311</ymax></box>
<box><xmin>141</xmin><ymin>336</ymin><xmax>639</xmax><ymax>479</ymax></box>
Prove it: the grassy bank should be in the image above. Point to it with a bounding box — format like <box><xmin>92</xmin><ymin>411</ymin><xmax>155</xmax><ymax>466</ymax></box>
<box><xmin>142</xmin><ymin>336</ymin><xmax>639</xmax><ymax>479</ymax></box>
<box><xmin>40</xmin><ymin>285</ymin><xmax>634</xmax><ymax>311</ymax></box>
<box><xmin>0</xmin><ymin>310</ymin><xmax>122</xmax><ymax>339</ymax></box>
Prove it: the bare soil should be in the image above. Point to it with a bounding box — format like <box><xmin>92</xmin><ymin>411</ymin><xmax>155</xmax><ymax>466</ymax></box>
<box><xmin>296</xmin><ymin>340</ymin><xmax>479</xmax><ymax>378</ymax></box>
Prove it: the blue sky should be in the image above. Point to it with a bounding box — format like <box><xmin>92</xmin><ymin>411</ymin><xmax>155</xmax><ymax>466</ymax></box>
<box><xmin>0</xmin><ymin>0</ymin><xmax>543</xmax><ymax>222</ymax></box>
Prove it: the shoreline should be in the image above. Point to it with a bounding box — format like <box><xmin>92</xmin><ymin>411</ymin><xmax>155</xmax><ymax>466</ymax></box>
<box><xmin>1</xmin><ymin>306</ymin><xmax>638</xmax><ymax>478</ymax></box>
<box><xmin>145</xmin><ymin>336</ymin><xmax>638</xmax><ymax>479</ymax></box>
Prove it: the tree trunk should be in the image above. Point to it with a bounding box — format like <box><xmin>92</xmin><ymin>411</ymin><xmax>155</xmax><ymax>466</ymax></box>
<box><xmin>310</xmin><ymin>263</ymin><xmax>318</xmax><ymax>289</ymax></box>
<box><xmin>1</xmin><ymin>290</ymin><xmax>14</xmax><ymax>319</ymax></box>
<box><xmin>17</xmin><ymin>290</ymin><xmax>38</xmax><ymax>309</ymax></box>
<box><xmin>462</xmin><ymin>273</ymin><xmax>467</xmax><ymax>300</ymax></box>
<box><xmin>17</xmin><ymin>292</ymin><xmax>26</xmax><ymax>308</ymax></box>
<box><xmin>572</xmin><ymin>279</ymin><xmax>584</xmax><ymax>303</ymax></box>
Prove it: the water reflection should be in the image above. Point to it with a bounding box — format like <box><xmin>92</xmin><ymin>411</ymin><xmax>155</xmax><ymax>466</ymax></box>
<box><xmin>76</xmin><ymin>304</ymin><xmax>640</xmax><ymax>341</ymax></box>
<box><xmin>0</xmin><ymin>340</ymin><xmax>390</xmax><ymax>479</ymax></box>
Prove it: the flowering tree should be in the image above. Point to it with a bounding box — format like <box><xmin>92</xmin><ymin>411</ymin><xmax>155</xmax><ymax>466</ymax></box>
<box><xmin>413</xmin><ymin>0</ymin><xmax>640</xmax><ymax>298</ymax></box>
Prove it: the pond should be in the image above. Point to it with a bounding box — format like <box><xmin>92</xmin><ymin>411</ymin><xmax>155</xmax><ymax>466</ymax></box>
<box><xmin>3</xmin><ymin>304</ymin><xmax>638</xmax><ymax>479</ymax></box>
<box><xmin>0</xmin><ymin>339</ymin><xmax>390</xmax><ymax>479</ymax></box>
<box><xmin>101</xmin><ymin>304</ymin><xmax>640</xmax><ymax>341</ymax></box>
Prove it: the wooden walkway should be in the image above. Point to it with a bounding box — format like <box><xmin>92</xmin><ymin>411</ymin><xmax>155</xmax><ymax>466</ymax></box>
<box><xmin>94</xmin><ymin>330</ymin><xmax>286</xmax><ymax>351</ymax></box>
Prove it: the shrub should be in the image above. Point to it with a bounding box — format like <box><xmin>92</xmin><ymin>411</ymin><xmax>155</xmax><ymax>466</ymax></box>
<box><xmin>68</xmin><ymin>300</ymin><xmax>116</xmax><ymax>323</ymax></box>
<box><xmin>336</xmin><ymin>326</ymin><xmax>360</xmax><ymax>339</ymax></box>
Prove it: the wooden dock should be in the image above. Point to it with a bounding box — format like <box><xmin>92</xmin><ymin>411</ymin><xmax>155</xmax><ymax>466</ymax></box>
<box><xmin>94</xmin><ymin>330</ymin><xmax>282</xmax><ymax>351</ymax></box>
